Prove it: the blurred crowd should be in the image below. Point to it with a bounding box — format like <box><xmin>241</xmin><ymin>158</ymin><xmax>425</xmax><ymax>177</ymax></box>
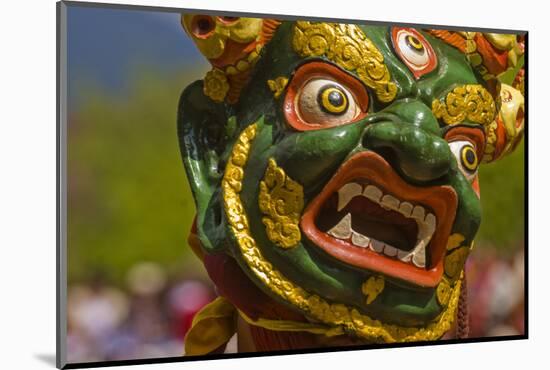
<box><xmin>67</xmin><ymin>263</ymin><xmax>221</xmax><ymax>363</ymax></box>
<box><xmin>67</xmin><ymin>246</ymin><xmax>525</xmax><ymax>363</ymax></box>
<box><xmin>466</xmin><ymin>246</ymin><xmax>525</xmax><ymax>338</ymax></box>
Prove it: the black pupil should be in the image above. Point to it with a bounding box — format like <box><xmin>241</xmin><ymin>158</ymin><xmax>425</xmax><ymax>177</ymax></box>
<box><xmin>465</xmin><ymin>148</ymin><xmax>476</xmax><ymax>164</ymax></box>
<box><xmin>406</xmin><ymin>35</ymin><xmax>423</xmax><ymax>51</ymax></box>
<box><xmin>328</xmin><ymin>91</ymin><xmax>344</xmax><ymax>107</ymax></box>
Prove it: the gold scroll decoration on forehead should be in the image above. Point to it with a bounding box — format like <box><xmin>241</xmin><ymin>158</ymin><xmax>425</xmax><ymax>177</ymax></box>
<box><xmin>431</xmin><ymin>84</ymin><xmax>524</xmax><ymax>163</ymax></box>
<box><xmin>292</xmin><ymin>21</ymin><xmax>397</xmax><ymax>103</ymax></box>
<box><xmin>432</xmin><ymin>84</ymin><xmax>496</xmax><ymax>127</ymax></box>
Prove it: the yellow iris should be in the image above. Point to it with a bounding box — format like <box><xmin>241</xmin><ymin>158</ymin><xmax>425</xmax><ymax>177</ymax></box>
<box><xmin>461</xmin><ymin>146</ymin><xmax>478</xmax><ymax>171</ymax></box>
<box><xmin>319</xmin><ymin>86</ymin><xmax>348</xmax><ymax>115</ymax></box>
<box><xmin>406</xmin><ymin>35</ymin><xmax>424</xmax><ymax>51</ymax></box>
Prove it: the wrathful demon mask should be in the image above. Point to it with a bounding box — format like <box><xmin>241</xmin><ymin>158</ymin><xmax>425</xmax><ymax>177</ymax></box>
<box><xmin>177</xmin><ymin>16</ymin><xmax>525</xmax><ymax>354</ymax></box>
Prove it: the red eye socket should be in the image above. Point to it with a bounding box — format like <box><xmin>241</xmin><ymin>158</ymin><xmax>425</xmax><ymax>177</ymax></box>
<box><xmin>283</xmin><ymin>62</ymin><xmax>369</xmax><ymax>131</ymax></box>
<box><xmin>444</xmin><ymin>126</ymin><xmax>486</xmax><ymax>196</ymax></box>
<box><xmin>217</xmin><ymin>16</ymin><xmax>240</xmax><ymax>25</ymax></box>
<box><xmin>444</xmin><ymin>126</ymin><xmax>486</xmax><ymax>161</ymax></box>
<box><xmin>391</xmin><ymin>28</ymin><xmax>437</xmax><ymax>79</ymax></box>
<box><xmin>190</xmin><ymin>15</ymin><xmax>216</xmax><ymax>39</ymax></box>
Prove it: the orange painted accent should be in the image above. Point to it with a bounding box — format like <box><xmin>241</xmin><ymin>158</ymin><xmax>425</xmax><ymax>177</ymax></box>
<box><xmin>301</xmin><ymin>152</ymin><xmax>458</xmax><ymax>288</ymax></box>
<box><xmin>471</xmin><ymin>175</ymin><xmax>480</xmax><ymax>198</ymax></box>
<box><xmin>227</xmin><ymin>71</ymin><xmax>251</xmax><ymax>104</ymax></box>
<box><xmin>474</xmin><ymin>34</ymin><xmax>509</xmax><ymax>76</ymax></box>
<box><xmin>260</xmin><ymin>19</ymin><xmax>282</xmax><ymax>44</ymax></box>
<box><xmin>426</xmin><ymin>30</ymin><xmax>466</xmax><ymax>53</ymax></box>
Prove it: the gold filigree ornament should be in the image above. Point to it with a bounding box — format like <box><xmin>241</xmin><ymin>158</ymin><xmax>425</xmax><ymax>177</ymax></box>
<box><xmin>203</xmin><ymin>68</ymin><xmax>230</xmax><ymax>103</ymax></box>
<box><xmin>221</xmin><ymin>122</ymin><xmax>462</xmax><ymax>342</ymax></box>
<box><xmin>267</xmin><ymin>77</ymin><xmax>289</xmax><ymax>99</ymax></box>
<box><xmin>432</xmin><ymin>84</ymin><xmax>496</xmax><ymax>127</ymax></box>
<box><xmin>361</xmin><ymin>276</ymin><xmax>385</xmax><ymax>305</ymax></box>
<box><xmin>258</xmin><ymin>158</ymin><xmax>304</xmax><ymax>249</ymax></box>
<box><xmin>446</xmin><ymin>233</ymin><xmax>466</xmax><ymax>252</ymax></box>
<box><xmin>444</xmin><ymin>246</ymin><xmax>470</xmax><ymax>281</ymax></box>
<box><xmin>436</xmin><ymin>275</ymin><xmax>454</xmax><ymax>307</ymax></box>
<box><xmin>292</xmin><ymin>21</ymin><xmax>397</xmax><ymax>103</ymax></box>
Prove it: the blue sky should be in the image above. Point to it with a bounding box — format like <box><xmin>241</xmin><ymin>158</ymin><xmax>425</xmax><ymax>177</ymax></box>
<box><xmin>67</xmin><ymin>4</ymin><xmax>207</xmax><ymax>106</ymax></box>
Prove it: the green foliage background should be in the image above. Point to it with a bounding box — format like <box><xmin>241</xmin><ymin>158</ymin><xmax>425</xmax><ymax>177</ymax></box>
<box><xmin>477</xmin><ymin>140</ymin><xmax>525</xmax><ymax>250</ymax></box>
<box><xmin>67</xmin><ymin>69</ymin><xmax>525</xmax><ymax>284</ymax></box>
<box><xmin>68</xmin><ymin>69</ymin><xmax>206</xmax><ymax>284</ymax></box>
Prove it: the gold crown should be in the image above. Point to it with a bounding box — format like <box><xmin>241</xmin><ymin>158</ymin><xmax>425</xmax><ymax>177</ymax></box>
<box><xmin>181</xmin><ymin>15</ymin><xmax>281</xmax><ymax>104</ymax></box>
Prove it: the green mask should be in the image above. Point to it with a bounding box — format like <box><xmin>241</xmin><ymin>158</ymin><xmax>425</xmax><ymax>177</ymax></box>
<box><xmin>178</xmin><ymin>17</ymin><xmax>525</xmax><ymax>343</ymax></box>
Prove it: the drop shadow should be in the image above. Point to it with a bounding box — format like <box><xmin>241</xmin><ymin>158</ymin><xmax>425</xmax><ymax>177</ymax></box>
<box><xmin>34</xmin><ymin>353</ymin><xmax>57</xmax><ymax>367</ymax></box>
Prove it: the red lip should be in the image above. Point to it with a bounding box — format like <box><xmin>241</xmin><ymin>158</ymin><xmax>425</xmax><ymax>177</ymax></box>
<box><xmin>300</xmin><ymin>151</ymin><xmax>457</xmax><ymax>288</ymax></box>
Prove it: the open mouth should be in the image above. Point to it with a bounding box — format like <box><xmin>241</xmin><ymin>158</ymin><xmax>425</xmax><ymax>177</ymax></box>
<box><xmin>301</xmin><ymin>152</ymin><xmax>457</xmax><ymax>288</ymax></box>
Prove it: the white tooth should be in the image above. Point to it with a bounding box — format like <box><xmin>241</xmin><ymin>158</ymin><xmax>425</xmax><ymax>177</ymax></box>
<box><xmin>383</xmin><ymin>244</ymin><xmax>398</xmax><ymax>257</ymax></box>
<box><xmin>412</xmin><ymin>245</ymin><xmax>426</xmax><ymax>268</ymax></box>
<box><xmin>425</xmin><ymin>213</ymin><xmax>436</xmax><ymax>233</ymax></box>
<box><xmin>371</xmin><ymin>239</ymin><xmax>385</xmax><ymax>253</ymax></box>
<box><xmin>416</xmin><ymin>213</ymin><xmax>436</xmax><ymax>245</ymax></box>
<box><xmin>417</xmin><ymin>222</ymin><xmax>431</xmax><ymax>241</ymax></box>
<box><xmin>399</xmin><ymin>202</ymin><xmax>413</xmax><ymax>217</ymax></box>
<box><xmin>337</xmin><ymin>183</ymin><xmax>363</xmax><ymax>211</ymax></box>
<box><xmin>411</xmin><ymin>205</ymin><xmax>425</xmax><ymax>221</ymax></box>
<box><xmin>351</xmin><ymin>232</ymin><xmax>370</xmax><ymax>248</ymax></box>
<box><xmin>415</xmin><ymin>234</ymin><xmax>431</xmax><ymax>251</ymax></box>
<box><xmin>328</xmin><ymin>213</ymin><xmax>352</xmax><ymax>240</ymax></box>
<box><xmin>363</xmin><ymin>185</ymin><xmax>383</xmax><ymax>203</ymax></box>
<box><xmin>397</xmin><ymin>250</ymin><xmax>412</xmax><ymax>262</ymax></box>
<box><xmin>381</xmin><ymin>195</ymin><xmax>400</xmax><ymax>210</ymax></box>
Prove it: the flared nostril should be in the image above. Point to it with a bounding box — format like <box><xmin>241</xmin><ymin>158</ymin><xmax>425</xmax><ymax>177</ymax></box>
<box><xmin>362</xmin><ymin>122</ymin><xmax>452</xmax><ymax>184</ymax></box>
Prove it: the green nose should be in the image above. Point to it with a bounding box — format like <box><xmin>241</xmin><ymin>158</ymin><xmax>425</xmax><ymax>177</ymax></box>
<box><xmin>361</xmin><ymin>100</ymin><xmax>452</xmax><ymax>184</ymax></box>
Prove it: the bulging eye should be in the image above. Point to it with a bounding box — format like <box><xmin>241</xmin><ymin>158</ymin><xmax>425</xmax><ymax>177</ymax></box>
<box><xmin>449</xmin><ymin>141</ymin><xmax>479</xmax><ymax>181</ymax></box>
<box><xmin>296</xmin><ymin>79</ymin><xmax>360</xmax><ymax>126</ymax></box>
<box><xmin>401</xmin><ymin>34</ymin><xmax>428</xmax><ymax>65</ymax></box>
<box><xmin>391</xmin><ymin>28</ymin><xmax>437</xmax><ymax>79</ymax></box>
<box><xmin>283</xmin><ymin>61</ymin><xmax>369</xmax><ymax>131</ymax></box>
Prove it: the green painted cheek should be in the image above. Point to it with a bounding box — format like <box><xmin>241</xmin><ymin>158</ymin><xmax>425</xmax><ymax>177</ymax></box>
<box><xmin>238</xmin><ymin>122</ymin><xmax>365</xmax><ymax>304</ymax></box>
<box><xmin>274</xmin><ymin>123</ymin><xmax>364</xmax><ymax>192</ymax></box>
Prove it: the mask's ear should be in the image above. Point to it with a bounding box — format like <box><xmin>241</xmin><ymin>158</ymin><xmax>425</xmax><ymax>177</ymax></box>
<box><xmin>177</xmin><ymin>80</ymin><xmax>231</xmax><ymax>254</ymax></box>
